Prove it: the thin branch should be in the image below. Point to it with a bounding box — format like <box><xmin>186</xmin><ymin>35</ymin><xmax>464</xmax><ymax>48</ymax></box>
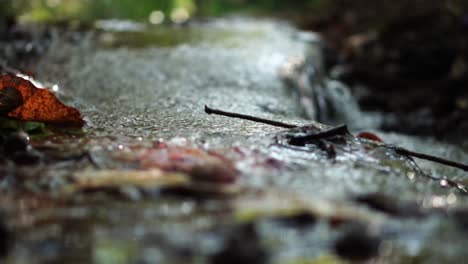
<box><xmin>204</xmin><ymin>105</ymin><xmax>297</xmax><ymax>129</ymax></box>
<box><xmin>204</xmin><ymin>105</ymin><xmax>468</xmax><ymax>173</ymax></box>
<box><xmin>288</xmin><ymin>124</ymin><xmax>349</xmax><ymax>145</ymax></box>
<box><xmin>394</xmin><ymin>147</ymin><xmax>468</xmax><ymax>172</ymax></box>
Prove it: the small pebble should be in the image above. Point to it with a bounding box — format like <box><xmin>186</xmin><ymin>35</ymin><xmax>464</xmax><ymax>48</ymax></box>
<box><xmin>355</xmin><ymin>193</ymin><xmax>422</xmax><ymax>218</ymax></box>
<box><xmin>0</xmin><ymin>214</ymin><xmax>13</xmax><ymax>258</ymax></box>
<box><xmin>453</xmin><ymin>209</ymin><xmax>468</xmax><ymax>232</ymax></box>
<box><xmin>272</xmin><ymin>212</ymin><xmax>317</xmax><ymax>228</ymax></box>
<box><xmin>212</xmin><ymin>223</ymin><xmax>268</xmax><ymax>264</ymax></box>
<box><xmin>11</xmin><ymin>150</ymin><xmax>41</xmax><ymax>165</ymax></box>
<box><xmin>0</xmin><ymin>87</ymin><xmax>23</xmax><ymax>115</ymax></box>
<box><xmin>189</xmin><ymin>163</ymin><xmax>237</xmax><ymax>184</ymax></box>
<box><xmin>3</xmin><ymin>132</ymin><xmax>29</xmax><ymax>156</ymax></box>
<box><xmin>333</xmin><ymin>225</ymin><xmax>382</xmax><ymax>261</ymax></box>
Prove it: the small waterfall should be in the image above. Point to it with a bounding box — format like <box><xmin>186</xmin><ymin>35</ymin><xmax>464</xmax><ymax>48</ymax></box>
<box><xmin>282</xmin><ymin>37</ymin><xmax>382</xmax><ymax>131</ymax></box>
<box><xmin>319</xmin><ymin>79</ymin><xmax>383</xmax><ymax>130</ymax></box>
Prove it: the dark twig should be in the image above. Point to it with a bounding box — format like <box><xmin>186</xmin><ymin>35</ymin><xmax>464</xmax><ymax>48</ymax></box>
<box><xmin>204</xmin><ymin>105</ymin><xmax>468</xmax><ymax>173</ymax></box>
<box><xmin>204</xmin><ymin>105</ymin><xmax>297</xmax><ymax>129</ymax></box>
<box><xmin>394</xmin><ymin>147</ymin><xmax>468</xmax><ymax>172</ymax></box>
<box><xmin>402</xmin><ymin>155</ymin><xmax>468</xmax><ymax>194</ymax></box>
<box><xmin>288</xmin><ymin>124</ymin><xmax>349</xmax><ymax>145</ymax></box>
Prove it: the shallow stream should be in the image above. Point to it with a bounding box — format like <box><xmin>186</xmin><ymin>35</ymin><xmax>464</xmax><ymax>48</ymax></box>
<box><xmin>3</xmin><ymin>18</ymin><xmax>468</xmax><ymax>263</ymax></box>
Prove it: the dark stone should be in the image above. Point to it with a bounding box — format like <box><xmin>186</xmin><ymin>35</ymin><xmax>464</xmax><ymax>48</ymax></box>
<box><xmin>452</xmin><ymin>209</ymin><xmax>468</xmax><ymax>232</ymax></box>
<box><xmin>159</xmin><ymin>182</ymin><xmax>239</xmax><ymax>200</ymax></box>
<box><xmin>355</xmin><ymin>193</ymin><xmax>423</xmax><ymax>218</ymax></box>
<box><xmin>189</xmin><ymin>163</ymin><xmax>237</xmax><ymax>184</ymax></box>
<box><xmin>0</xmin><ymin>214</ymin><xmax>12</xmax><ymax>258</ymax></box>
<box><xmin>211</xmin><ymin>223</ymin><xmax>268</xmax><ymax>264</ymax></box>
<box><xmin>355</xmin><ymin>193</ymin><xmax>398</xmax><ymax>214</ymax></box>
<box><xmin>333</xmin><ymin>226</ymin><xmax>382</xmax><ymax>261</ymax></box>
<box><xmin>0</xmin><ymin>87</ymin><xmax>23</xmax><ymax>115</ymax></box>
<box><xmin>3</xmin><ymin>132</ymin><xmax>29</xmax><ymax>156</ymax></box>
<box><xmin>316</xmin><ymin>140</ymin><xmax>336</xmax><ymax>160</ymax></box>
<box><xmin>30</xmin><ymin>238</ymin><xmax>67</xmax><ymax>263</ymax></box>
<box><xmin>272</xmin><ymin>212</ymin><xmax>317</xmax><ymax>228</ymax></box>
<box><xmin>11</xmin><ymin>150</ymin><xmax>41</xmax><ymax>166</ymax></box>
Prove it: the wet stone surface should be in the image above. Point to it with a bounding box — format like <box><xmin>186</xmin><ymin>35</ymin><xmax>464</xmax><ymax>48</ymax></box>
<box><xmin>2</xmin><ymin>18</ymin><xmax>468</xmax><ymax>263</ymax></box>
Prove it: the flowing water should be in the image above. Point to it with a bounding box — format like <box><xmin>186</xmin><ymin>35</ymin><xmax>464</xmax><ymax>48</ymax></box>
<box><xmin>3</xmin><ymin>17</ymin><xmax>468</xmax><ymax>263</ymax></box>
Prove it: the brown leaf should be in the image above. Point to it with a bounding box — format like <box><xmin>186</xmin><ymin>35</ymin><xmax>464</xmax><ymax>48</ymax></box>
<box><xmin>0</xmin><ymin>74</ymin><xmax>83</xmax><ymax>125</ymax></box>
<box><xmin>140</xmin><ymin>142</ymin><xmax>239</xmax><ymax>184</ymax></box>
<box><xmin>71</xmin><ymin>169</ymin><xmax>189</xmax><ymax>190</ymax></box>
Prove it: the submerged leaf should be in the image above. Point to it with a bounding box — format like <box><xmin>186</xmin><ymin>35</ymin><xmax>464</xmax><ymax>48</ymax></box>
<box><xmin>0</xmin><ymin>74</ymin><xmax>83</xmax><ymax>125</ymax></box>
<box><xmin>140</xmin><ymin>142</ymin><xmax>239</xmax><ymax>184</ymax></box>
<box><xmin>72</xmin><ymin>169</ymin><xmax>189</xmax><ymax>190</ymax></box>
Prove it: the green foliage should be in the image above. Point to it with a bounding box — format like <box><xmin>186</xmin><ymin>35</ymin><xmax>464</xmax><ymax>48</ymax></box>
<box><xmin>85</xmin><ymin>0</ymin><xmax>175</xmax><ymax>21</ymax></box>
<box><xmin>13</xmin><ymin>0</ymin><xmax>324</xmax><ymax>22</ymax></box>
<box><xmin>0</xmin><ymin>0</ymin><xmax>14</xmax><ymax>17</ymax></box>
<box><xmin>196</xmin><ymin>0</ymin><xmax>323</xmax><ymax>16</ymax></box>
<box><xmin>18</xmin><ymin>0</ymin><xmax>194</xmax><ymax>22</ymax></box>
<box><xmin>0</xmin><ymin>117</ymin><xmax>47</xmax><ymax>136</ymax></box>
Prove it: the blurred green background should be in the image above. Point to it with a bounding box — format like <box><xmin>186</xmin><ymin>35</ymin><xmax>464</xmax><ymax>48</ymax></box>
<box><xmin>1</xmin><ymin>0</ymin><xmax>324</xmax><ymax>23</ymax></box>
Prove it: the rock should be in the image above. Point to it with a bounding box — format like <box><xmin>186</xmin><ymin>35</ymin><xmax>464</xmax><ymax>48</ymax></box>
<box><xmin>333</xmin><ymin>225</ymin><xmax>382</xmax><ymax>261</ymax></box>
<box><xmin>189</xmin><ymin>163</ymin><xmax>238</xmax><ymax>184</ymax></box>
<box><xmin>11</xmin><ymin>149</ymin><xmax>41</xmax><ymax>165</ymax></box>
<box><xmin>355</xmin><ymin>193</ymin><xmax>423</xmax><ymax>218</ymax></box>
<box><xmin>3</xmin><ymin>132</ymin><xmax>29</xmax><ymax>156</ymax></box>
<box><xmin>272</xmin><ymin>212</ymin><xmax>317</xmax><ymax>228</ymax></box>
<box><xmin>0</xmin><ymin>214</ymin><xmax>12</xmax><ymax>258</ymax></box>
<box><xmin>0</xmin><ymin>87</ymin><xmax>23</xmax><ymax>115</ymax></box>
<box><xmin>452</xmin><ymin>208</ymin><xmax>468</xmax><ymax>232</ymax></box>
<box><xmin>0</xmin><ymin>132</ymin><xmax>42</xmax><ymax>166</ymax></box>
<box><xmin>160</xmin><ymin>183</ymin><xmax>241</xmax><ymax>199</ymax></box>
<box><xmin>211</xmin><ymin>223</ymin><xmax>268</xmax><ymax>264</ymax></box>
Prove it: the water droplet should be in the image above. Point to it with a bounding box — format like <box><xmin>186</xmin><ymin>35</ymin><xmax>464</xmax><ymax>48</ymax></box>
<box><xmin>440</xmin><ymin>179</ymin><xmax>449</xmax><ymax>187</ymax></box>
<box><xmin>171</xmin><ymin>8</ymin><xmax>190</xmax><ymax>24</ymax></box>
<box><xmin>431</xmin><ymin>196</ymin><xmax>445</xmax><ymax>207</ymax></box>
<box><xmin>149</xmin><ymin>10</ymin><xmax>165</xmax><ymax>25</ymax></box>
<box><xmin>447</xmin><ymin>193</ymin><xmax>457</xmax><ymax>205</ymax></box>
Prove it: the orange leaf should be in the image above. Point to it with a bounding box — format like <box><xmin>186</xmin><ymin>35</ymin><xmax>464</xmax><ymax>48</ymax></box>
<box><xmin>357</xmin><ymin>131</ymin><xmax>383</xmax><ymax>142</ymax></box>
<box><xmin>0</xmin><ymin>74</ymin><xmax>83</xmax><ymax>125</ymax></box>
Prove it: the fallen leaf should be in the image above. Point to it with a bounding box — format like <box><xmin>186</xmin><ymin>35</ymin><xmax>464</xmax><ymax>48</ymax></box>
<box><xmin>140</xmin><ymin>142</ymin><xmax>239</xmax><ymax>184</ymax></box>
<box><xmin>0</xmin><ymin>74</ymin><xmax>83</xmax><ymax>125</ymax></box>
<box><xmin>357</xmin><ymin>132</ymin><xmax>383</xmax><ymax>142</ymax></box>
<box><xmin>72</xmin><ymin>169</ymin><xmax>189</xmax><ymax>190</ymax></box>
